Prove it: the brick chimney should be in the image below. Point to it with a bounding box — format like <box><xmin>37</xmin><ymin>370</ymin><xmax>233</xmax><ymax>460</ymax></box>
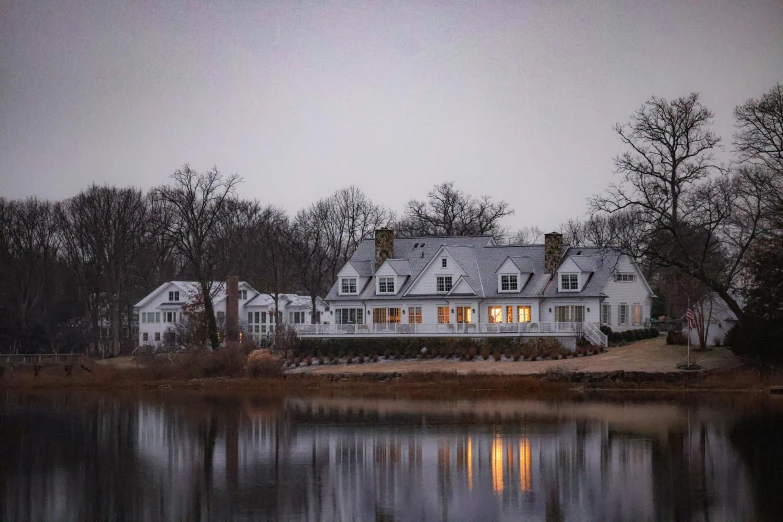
<box><xmin>544</xmin><ymin>232</ymin><xmax>563</xmax><ymax>274</ymax></box>
<box><xmin>225</xmin><ymin>276</ymin><xmax>239</xmax><ymax>344</ymax></box>
<box><xmin>375</xmin><ymin>228</ymin><xmax>394</xmax><ymax>270</ymax></box>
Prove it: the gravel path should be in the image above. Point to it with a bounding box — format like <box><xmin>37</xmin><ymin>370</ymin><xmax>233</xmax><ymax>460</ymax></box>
<box><xmin>289</xmin><ymin>337</ymin><xmax>740</xmax><ymax>375</ymax></box>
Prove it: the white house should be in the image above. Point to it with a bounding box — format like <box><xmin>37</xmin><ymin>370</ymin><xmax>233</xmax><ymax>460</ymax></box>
<box><xmin>684</xmin><ymin>292</ymin><xmax>740</xmax><ymax>347</ymax></box>
<box><xmin>300</xmin><ymin>230</ymin><xmax>654</xmax><ymax>346</ymax></box>
<box><xmin>133</xmin><ymin>280</ymin><xmax>327</xmax><ymax>349</ymax></box>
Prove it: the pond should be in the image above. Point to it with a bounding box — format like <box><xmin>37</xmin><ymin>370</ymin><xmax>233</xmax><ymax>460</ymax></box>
<box><xmin>1</xmin><ymin>391</ymin><xmax>782</xmax><ymax>521</ymax></box>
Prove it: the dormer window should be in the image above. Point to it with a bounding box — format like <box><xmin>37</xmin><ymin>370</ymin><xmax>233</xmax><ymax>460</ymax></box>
<box><xmin>168</xmin><ymin>291</ymin><xmax>180</xmax><ymax>302</ymax></box>
<box><xmin>341</xmin><ymin>277</ymin><xmax>357</xmax><ymax>294</ymax></box>
<box><xmin>378</xmin><ymin>276</ymin><xmax>395</xmax><ymax>294</ymax></box>
<box><xmin>436</xmin><ymin>276</ymin><xmax>453</xmax><ymax>293</ymax></box>
<box><xmin>560</xmin><ymin>273</ymin><xmax>578</xmax><ymax>291</ymax></box>
<box><xmin>500</xmin><ymin>274</ymin><xmax>518</xmax><ymax>292</ymax></box>
<box><xmin>442</xmin><ymin>258</ymin><xmax>447</xmax><ymax>268</ymax></box>
<box><xmin>615</xmin><ymin>273</ymin><xmax>635</xmax><ymax>282</ymax></box>
<box><xmin>238</xmin><ymin>290</ymin><xmax>247</xmax><ymax>300</ymax></box>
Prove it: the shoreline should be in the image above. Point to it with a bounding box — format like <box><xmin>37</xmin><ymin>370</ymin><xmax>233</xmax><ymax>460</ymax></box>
<box><xmin>2</xmin><ymin>365</ymin><xmax>782</xmax><ymax>398</ymax></box>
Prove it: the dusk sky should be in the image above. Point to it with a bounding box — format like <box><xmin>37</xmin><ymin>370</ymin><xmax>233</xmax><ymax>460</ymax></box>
<box><xmin>1</xmin><ymin>0</ymin><xmax>781</xmax><ymax>231</ymax></box>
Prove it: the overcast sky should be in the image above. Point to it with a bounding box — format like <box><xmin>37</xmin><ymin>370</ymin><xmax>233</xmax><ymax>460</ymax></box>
<box><xmin>1</xmin><ymin>1</ymin><xmax>781</xmax><ymax>231</ymax></box>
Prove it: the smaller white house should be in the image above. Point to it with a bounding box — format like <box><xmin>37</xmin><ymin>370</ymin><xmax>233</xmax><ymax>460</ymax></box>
<box><xmin>684</xmin><ymin>293</ymin><xmax>740</xmax><ymax>347</ymax></box>
<box><xmin>133</xmin><ymin>281</ymin><xmax>327</xmax><ymax>349</ymax></box>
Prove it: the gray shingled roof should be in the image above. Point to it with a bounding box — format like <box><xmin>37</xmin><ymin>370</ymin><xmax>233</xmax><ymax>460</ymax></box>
<box><xmin>386</xmin><ymin>259</ymin><xmax>412</xmax><ymax>276</ymax></box>
<box><xmin>326</xmin><ymin>238</ymin><xmax>636</xmax><ymax>301</ymax></box>
<box><xmin>541</xmin><ymin>248</ymin><xmax>622</xmax><ymax>298</ymax></box>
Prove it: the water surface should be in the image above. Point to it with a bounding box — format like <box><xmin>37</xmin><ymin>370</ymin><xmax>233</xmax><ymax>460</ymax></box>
<box><xmin>1</xmin><ymin>391</ymin><xmax>782</xmax><ymax>521</ymax></box>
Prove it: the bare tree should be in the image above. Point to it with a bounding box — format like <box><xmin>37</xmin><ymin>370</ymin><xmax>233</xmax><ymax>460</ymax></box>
<box><xmin>0</xmin><ymin>198</ymin><xmax>60</xmax><ymax>353</ymax></box>
<box><xmin>291</xmin><ymin>200</ymin><xmax>333</xmax><ymax>324</ymax></box>
<box><xmin>246</xmin><ymin>205</ymin><xmax>296</xmax><ymax>338</ymax></box>
<box><xmin>734</xmin><ymin>83</ymin><xmax>783</xmax><ymax>176</ymax></box>
<box><xmin>58</xmin><ymin>185</ymin><xmax>151</xmax><ymax>357</ymax></box>
<box><xmin>153</xmin><ymin>165</ymin><xmax>241</xmax><ymax>350</ymax></box>
<box><xmin>590</xmin><ymin>93</ymin><xmax>759</xmax><ymax>321</ymax></box>
<box><xmin>399</xmin><ymin>182</ymin><xmax>513</xmax><ymax>238</ymax></box>
<box><xmin>508</xmin><ymin>225</ymin><xmax>544</xmax><ymax>245</ymax></box>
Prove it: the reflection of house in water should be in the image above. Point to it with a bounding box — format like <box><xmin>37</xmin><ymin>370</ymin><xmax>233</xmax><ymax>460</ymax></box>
<box><xmin>122</xmin><ymin>396</ymin><xmax>756</xmax><ymax>521</ymax></box>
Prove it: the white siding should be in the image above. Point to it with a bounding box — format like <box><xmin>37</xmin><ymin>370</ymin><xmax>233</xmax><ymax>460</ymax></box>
<box><xmin>406</xmin><ymin>249</ymin><xmax>466</xmax><ymax>295</ymax></box>
<box><xmin>600</xmin><ymin>256</ymin><xmax>652</xmax><ymax>331</ymax></box>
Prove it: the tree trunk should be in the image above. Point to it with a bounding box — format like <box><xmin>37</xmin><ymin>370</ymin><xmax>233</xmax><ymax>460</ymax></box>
<box><xmin>201</xmin><ymin>282</ymin><xmax>220</xmax><ymax>350</ymax></box>
<box><xmin>311</xmin><ymin>295</ymin><xmax>317</xmax><ymax>324</ymax></box>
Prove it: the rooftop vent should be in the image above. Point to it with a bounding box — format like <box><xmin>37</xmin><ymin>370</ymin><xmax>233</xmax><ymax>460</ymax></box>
<box><xmin>413</xmin><ymin>243</ymin><xmax>419</xmax><ymax>248</ymax></box>
<box><xmin>576</xmin><ymin>250</ymin><xmax>582</xmax><ymax>255</ymax></box>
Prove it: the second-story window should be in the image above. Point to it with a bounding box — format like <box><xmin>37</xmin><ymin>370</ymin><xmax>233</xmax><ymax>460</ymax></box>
<box><xmin>560</xmin><ymin>273</ymin><xmax>578</xmax><ymax>290</ymax></box>
<box><xmin>341</xmin><ymin>277</ymin><xmax>357</xmax><ymax>294</ymax></box>
<box><xmin>169</xmin><ymin>291</ymin><xmax>180</xmax><ymax>301</ymax></box>
<box><xmin>378</xmin><ymin>276</ymin><xmax>395</xmax><ymax>294</ymax></box>
<box><xmin>500</xmin><ymin>274</ymin><xmax>518</xmax><ymax>291</ymax></box>
<box><xmin>238</xmin><ymin>290</ymin><xmax>247</xmax><ymax>299</ymax></box>
<box><xmin>442</xmin><ymin>258</ymin><xmax>447</xmax><ymax>268</ymax></box>
<box><xmin>436</xmin><ymin>275</ymin><xmax>453</xmax><ymax>292</ymax></box>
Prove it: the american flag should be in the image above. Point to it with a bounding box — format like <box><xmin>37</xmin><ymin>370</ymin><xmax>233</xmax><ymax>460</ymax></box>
<box><xmin>685</xmin><ymin>308</ymin><xmax>695</xmax><ymax>329</ymax></box>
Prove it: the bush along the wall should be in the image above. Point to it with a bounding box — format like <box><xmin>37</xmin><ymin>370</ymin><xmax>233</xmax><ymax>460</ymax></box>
<box><xmin>293</xmin><ymin>336</ymin><xmax>567</xmax><ymax>361</ymax></box>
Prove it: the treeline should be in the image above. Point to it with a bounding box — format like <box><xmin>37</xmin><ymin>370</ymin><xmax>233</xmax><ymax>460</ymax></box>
<box><xmin>0</xmin><ymin>170</ymin><xmax>520</xmax><ymax>355</ymax></box>
<box><xmin>2</xmin><ymin>82</ymin><xmax>781</xmax><ymax>361</ymax></box>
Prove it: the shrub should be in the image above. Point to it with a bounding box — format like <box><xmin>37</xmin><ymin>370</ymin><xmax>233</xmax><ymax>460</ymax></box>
<box><xmin>600</xmin><ymin>325</ymin><xmax>613</xmax><ymax>337</ymax></box>
<box><xmin>493</xmin><ymin>352</ymin><xmax>502</xmax><ymax>361</ymax></box>
<box><xmin>650</xmin><ymin>327</ymin><xmax>660</xmax><ymax>337</ymax></box>
<box><xmin>666</xmin><ymin>330</ymin><xmax>688</xmax><ymax>345</ymax></box>
<box><xmin>246</xmin><ymin>349</ymin><xmax>283</xmax><ymax>378</ymax></box>
<box><xmin>181</xmin><ymin>346</ymin><xmax>247</xmax><ymax>378</ymax></box>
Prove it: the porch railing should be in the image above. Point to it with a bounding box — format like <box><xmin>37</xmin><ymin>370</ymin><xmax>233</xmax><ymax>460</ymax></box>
<box><xmin>293</xmin><ymin>322</ymin><xmax>602</xmax><ymax>338</ymax></box>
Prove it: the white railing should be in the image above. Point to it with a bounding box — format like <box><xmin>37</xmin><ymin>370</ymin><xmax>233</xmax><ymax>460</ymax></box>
<box><xmin>293</xmin><ymin>322</ymin><xmax>596</xmax><ymax>337</ymax></box>
<box><xmin>581</xmin><ymin>321</ymin><xmax>609</xmax><ymax>347</ymax></box>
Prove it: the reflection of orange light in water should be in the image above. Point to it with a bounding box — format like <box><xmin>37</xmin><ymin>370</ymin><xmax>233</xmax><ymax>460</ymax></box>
<box><xmin>519</xmin><ymin>438</ymin><xmax>531</xmax><ymax>492</ymax></box>
<box><xmin>467</xmin><ymin>437</ymin><xmax>473</xmax><ymax>490</ymax></box>
<box><xmin>492</xmin><ymin>436</ymin><xmax>504</xmax><ymax>494</ymax></box>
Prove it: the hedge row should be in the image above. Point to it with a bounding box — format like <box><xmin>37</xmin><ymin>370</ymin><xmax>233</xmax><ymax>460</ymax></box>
<box><xmin>293</xmin><ymin>336</ymin><xmax>575</xmax><ymax>360</ymax></box>
<box><xmin>599</xmin><ymin>326</ymin><xmax>659</xmax><ymax>344</ymax></box>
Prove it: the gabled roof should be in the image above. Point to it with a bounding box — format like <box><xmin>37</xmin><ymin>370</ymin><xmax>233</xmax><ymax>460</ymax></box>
<box><xmin>385</xmin><ymin>259</ymin><xmax>412</xmax><ymax>276</ymax></box>
<box><xmin>347</xmin><ymin>260</ymin><xmax>374</xmax><ymax>277</ymax></box>
<box><xmin>326</xmin><ymin>236</ymin><xmax>655</xmax><ymax>302</ymax></box>
<box><xmin>571</xmin><ymin>256</ymin><xmax>596</xmax><ymax>273</ymax></box>
<box><xmin>447</xmin><ymin>276</ymin><xmax>478</xmax><ymax>296</ymax></box>
<box><xmin>495</xmin><ymin>256</ymin><xmax>535</xmax><ymax>274</ymax></box>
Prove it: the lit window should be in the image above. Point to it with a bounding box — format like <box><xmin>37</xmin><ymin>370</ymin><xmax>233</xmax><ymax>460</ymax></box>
<box><xmin>408</xmin><ymin>306</ymin><xmax>422</xmax><ymax>324</ymax></box>
<box><xmin>632</xmin><ymin>304</ymin><xmax>642</xmax><ymax>325</ymax></box>
<box><xmin>442</xmin><ymin>258</ymin><xmax>447</xmax><ymax>268</ymax></box>
<box><xmin>436</xmin><ymin>276</ymin><xmax>453</xmax><ymax>292</ymax></box>
<box><xmin>488</xmin><ymin>306</ymin><xmax>502</xmax><ymax>323</ymax></box>
<box><xmin>456</xmin><ymin>306</ymin><xmax>471</xmax><ymax>324</ymax></box>
<box><xmin>506</xmin><ymin>306</ymin><xmax>514</xmax><ymax>323</ymax></box>
<box><xmin>500</xmin><ymin>275</ymin><xmax>518</xmax><ymax>291</ymax></box>
<box><xmin>560</xmin><ymin>274</ymin><xmax>578</xmax><ymax>290</ymax></box>
<box><xmin>615</xmin><ymin>273</ymin><xmax>635</xmax><ymax>282</ymax></box>
<box><xmin>341</xmin><ymin>278</ymin><xmax>357</xmax><ymax>294</ymax></box>
<box><xmin>378</xmin><ymin>276</ymin><xmax>395</xmax><ymax>294</ymax></box>
<box><xmin>168</xmin><ymin>291</ymin><xmax>180</xmax><ymax>302</ymax></box>
<box><xmin>437</xmin><ymin>306</ymin><xmax>450</xmax><ymax>324</ymax></box>
<box><xmin>517</xmin><ymin>306</ymin><xmax>531</xmax><ymax>323</ymax></box>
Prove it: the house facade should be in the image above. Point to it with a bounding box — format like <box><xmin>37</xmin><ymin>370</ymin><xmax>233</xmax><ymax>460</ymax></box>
<box><xmin>299</xmin><ymin>230</ymin><xmax>654</xmax><ymax>346</ymax></box>
<box><xmin>133</xmin><ymin>280</ymin><xmax>326</xmax><ymax>349</ymax></box>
